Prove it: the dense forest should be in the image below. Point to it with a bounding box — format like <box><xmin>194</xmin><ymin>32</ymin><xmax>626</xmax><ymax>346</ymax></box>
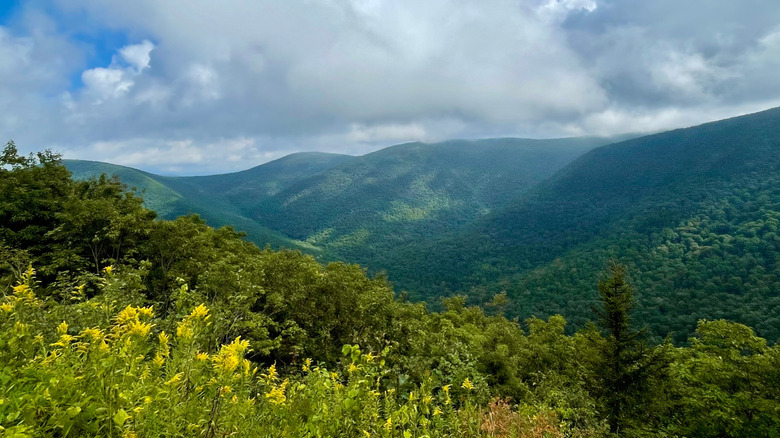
<box><xmin>66</xmin><ymin>108</ymin><xmax>780</xmax><ymax>345</ymax></box>
<box><xmin>3</xmin><ymin>142</ymin><xmax>779</xmax><ymax>436</ymax></box>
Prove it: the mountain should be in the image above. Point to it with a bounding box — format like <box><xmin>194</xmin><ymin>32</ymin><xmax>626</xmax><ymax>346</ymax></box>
<box><xmin>240</xmin><ymin>137</ymin><xmax>622</xmax><ymax>265</ymax></box>
<box><xmin>66</xmin><ymin>152</ymin><xmax>355</xmax><ymax>251</ymax></box>
<box><xmin>382</xmin><ymin>107</ymin><xmax>780</xmax><ymax>343</ymax></box>
<box><xmin>66</xmin><ymin>136</ymin><xmax>619</xmax><ymax>263</ymax></box>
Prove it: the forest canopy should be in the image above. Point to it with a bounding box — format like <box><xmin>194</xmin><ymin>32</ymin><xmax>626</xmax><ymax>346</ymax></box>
<box><xmin>1</xmin><ymin>142</ymin><xmax>779</xmax><ymax>437</ymax></box>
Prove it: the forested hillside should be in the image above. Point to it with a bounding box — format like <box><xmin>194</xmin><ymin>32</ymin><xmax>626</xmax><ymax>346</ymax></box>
<box><xmin>67</xmin><ymin>136</ymin><xmax>619</xmax><ymax>265</ymax></box>
<box><xmin>382</xmin><ymin>107</ymin><xmax>780</xmax><ymax>343</ymax></box>
<box><xmin>3</xmin><ymin>142</ymin><xmax>779</xmax><ymax>437</ymax></box>
<box><xmin>65</xmin><ymin>153</ymin><xmax>355</xmax><ymax>252</ymax></box>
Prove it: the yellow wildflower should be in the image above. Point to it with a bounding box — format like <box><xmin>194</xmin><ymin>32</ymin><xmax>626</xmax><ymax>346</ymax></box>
<box><xmin>433</xmin><ymin>406</ymin><xmax>442</xmax><ymax>416</ymax></box>
<box><xmin>138</xmin><ymin>306</ymin><xmax>154</xmax><ymax>317</ymax></box>
<box><xmin>176</xmin><ymin>323</ymin><xmax>193</xmax><ymax>340</ymax></box>
<box><xmin>133</xmin><ymin>406</ymin><xmax>143</xmax><ymax>413</ymax></box>
<box><xmin>153</xmin><ymin>354</ymin><xmax>166</xmax><ymax>367</ymax></box>
<box><xmin>57</xmin><ymin>321</ymin><xmax>68</xmax><ymax>335</ymax></box>
<box><xmin>302</xmin><ymin>358</ymin><xmax>312</xmax><ymax>372</ymax></box>
<box><xmin>441</xmin><ymin>384</ymin><xmax>451</xmax><ymax>395</ymax></box>
<box><xmin>115</xmin><ymin>306</ymin><xmax>139</xmax><ymax>326</ymax></box>
<box><xmin>80</xmin><ymin>327</ymin><xmax>103</xmax><ymax>341</ymax></box>
<box><xmin>0</xmin><ymin>303</ymin><xmax>13</xmax><ymax>313</ymax></box>
<box><xmin>384</xmin><ymin>417</ymin><xmax>392</xmax><ymax>431</ymax></box>
<box><xmin>12</xmin><ymin>283</ymin><xmax>29</xmax><ymax>296</ymax></box>
<box><xmin>128</xmin><ymin>320</ymin><xmax>152</xmax><ymax>337</ymax></box>
<box><xmin>461</xmin><ymin>378</ymin><xmax>474</xmax><ymax>391</ymax></box>
<box><xmin>363</xmin><ymin>430</ymin><xmax>371</xmax><ymax>437</ymax></box>
<box><xmin>265</xmin><ymin>379</ymin><xmax>289</xmax><ymax>405</ymax></box>
<box><xmin>348</xmin><ymin>363</ymin><xmax>358</xmax><ymax>373</ymax></box>
<box><xmin>408</xmin><ymin>391</ymin><xmax>415</xmax><ymax>402</ymax></box>
<box><xmin>364</xmin><ymin>352</ymin><xmax>375</xmax><ymax>362</ymax></box>
<box><xmin>51</xmin><ymin>334</ymin><xmax>75</xmax><ymax>347</ymax></box>
<box><xmin>165</xmin><ymin>373</ymin><xmax>184</xmax><ymax>386</ymax></box>
<box><xmin>423</xmin><ymin>395</ymin><xmax>432</xmax><ymax>405</ymax></box>
<box><xmin>196</xmin><ymin>352</ymin><xmax>209</xmax><ymax>361</ymax></box>
<box><xmin>212</xmin><ymin>337</ymin><xmax>250</xmax><ymax>374</ymax></box>
<box><xmin>263</xmin><ymin>364</ymin><xmax>278</xmax><ymax>383</ymax></box>
<box><xmin>103</xmin><ymin>265</ymin><xmax>113</xmax><ymax>275</ymax></box>
<box><xmin>189</xmin><ymin>304</ymin><xmax>209</xmax><ymax>320</ymax></box>
<box><xmin>158</xmin><ymin>331</ymin><xmax>170</xmax><ymax>345</ymax></box>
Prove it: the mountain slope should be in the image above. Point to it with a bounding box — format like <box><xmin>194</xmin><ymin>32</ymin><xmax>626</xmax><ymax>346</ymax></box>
<box><xmin>382</xmin><ymin>107</ymin><xmax>780</xmax><ymax>342</ymax></box>
<box><xmin>244</xmin><ymin>137</ymin><xmax>622</xmax><ymax>265</ymax></box>
<box><xmin>65</xmin><ymin>153</ymin><xmax>354</xmax><ymax>251</ymax></box>
<box><xmin>67</xmin><ymin>137</ymin><xmax>618</xmax><ymax>265</ymax></box>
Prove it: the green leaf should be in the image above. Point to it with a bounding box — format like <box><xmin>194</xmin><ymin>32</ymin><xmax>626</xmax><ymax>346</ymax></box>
<box><xmin>113</xmin><ymin>409</ymin><xmax>130</xmax><ymax>427</ymax></box>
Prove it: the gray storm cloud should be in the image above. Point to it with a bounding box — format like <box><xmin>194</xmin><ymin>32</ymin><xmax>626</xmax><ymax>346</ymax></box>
<box><xmin>1</xmin><ymin>0</ymin><xmax>780</xmax><ymax>174</ymax></box>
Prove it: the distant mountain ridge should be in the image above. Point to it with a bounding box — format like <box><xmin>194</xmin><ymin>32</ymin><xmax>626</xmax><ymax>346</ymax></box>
<box><xmin>66</xmin><ymin>108</ymin><xmax>780</xmax><ymax>345</ymax></box>
<box><xmin>66</xmin><ymin>136</ymin><xmax>620</xmax><ymax>263</ymax></box>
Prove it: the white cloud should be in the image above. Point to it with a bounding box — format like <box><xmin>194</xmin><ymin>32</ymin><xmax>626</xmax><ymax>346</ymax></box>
<box><xmin>1</xmin><ymin>1</ymin><xmax>780</xmax><ymax>174</ymax></box>
<box><xmin>347</xmin><ymin>122</ymin><xmax>427</xmax><ymax>143</ymax></box>
<box><xmin>119</xmin><ymin>40</ymin><xmax>154</xmax><ymax>72</ymax></box>
<box><xmin>81</xmin><ymin>67</ymin><xmax>134</xmax><ymax>100</ymax></box>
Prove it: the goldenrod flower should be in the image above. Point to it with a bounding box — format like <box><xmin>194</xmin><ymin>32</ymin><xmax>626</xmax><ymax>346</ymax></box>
<box><xmin>57</xmin><ymin>321</ymin><xmax>68</xmax><ymax>335</ymax></box>
<box><xmin>176</xmin><ymin>323</ymin><xmax>193</xmax><ymax>340</ymax></box>
<box><xmin>348</xmin><ymin>363</ymin><xmax>358</xmax><ymax>373</ymax></box>
<box><xmin>115</xmin><ymin>306</ymin><xmax>139</xmax><ymax>326</ymax></box>
<box><xmin>128</xmin><ymin>320</ymin><xmax>152</xmax><ymax>337</ymax></box>
<box><xmin>196</xmin><ymin>352</ymin><xmax>209</xmax><ymax>361</ymax></box>
<box><xmin>461</xmin><ymin>378</ymin><xmax>474</xmax><ymax>391</ymax></box>
<box><xmin>0</xmin><ymin>303</ymin><xmax>13</xmax><ymax>313</ymax></box>
<box><xmin>51</xmin><ymin>334</ymin><xmax>75</xmax><ymax>347</ymax></box>
<box><xmin>103</xmin><ymin>265</ymin><xmax>113</xmax><ymax>275</ymax></box>
<box><xmin>189</xmin><ymin>304</ymin><xmax>209</xmax><ymax>320</ymax></box>
<box><xmin>264</xmin><ymin>379</ymin><xmax>289</xmax><ymax>405</ymax></box>
<box><xmin>433</xmin><ymin>406</ymin><xmax>443</xmax><ymax>416</ymax></box>
<box><xmin>80</xmin><ymin>327</ymin><xmax>103</xmax><ymax>341</ymax></box>
<box><xmin>212</xmin><ymin>337</ymin><xmax>250</xmax><ymax>374</ymax></box>
<box><xmin>165</xmin><ymin>373</ymin><xmax>184</xmax><ymax>386</ymax></box>
<box><xmin>384</xmin><ymin>417</ymin><xmax>392</xmax><ymax>431</ymax></box>
<box><xmin>441</xmin><ymin>384</ymin><xmax>451</xmax><ymax>395</ymax></box>
<box><xmin>302</xmin><ymin>358</ymin><xmax>312</xmax><ymax>372</ymax></box>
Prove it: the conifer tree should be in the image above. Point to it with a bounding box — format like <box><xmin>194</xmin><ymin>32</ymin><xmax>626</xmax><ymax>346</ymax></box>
<box><xmin>592</xmin><ymin>262</ymin><xmax>662</xmax><ymax>435</ymax></box>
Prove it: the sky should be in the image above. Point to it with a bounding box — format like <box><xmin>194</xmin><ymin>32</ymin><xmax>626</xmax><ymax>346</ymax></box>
<box><xmin>2</xmin><ymin>0</ymin><xmax>780</xmax><ymax>175</ymax></box>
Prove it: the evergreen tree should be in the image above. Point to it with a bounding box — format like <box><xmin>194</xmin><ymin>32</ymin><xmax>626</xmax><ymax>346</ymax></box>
<box><xmin>592</xmin><ymin>262</ymin><xmax>665</xmax><ymax>435</ymax></box>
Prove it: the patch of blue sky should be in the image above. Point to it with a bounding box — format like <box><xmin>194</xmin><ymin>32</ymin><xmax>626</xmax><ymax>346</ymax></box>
<box><xmin>0</xmin><ymin>0</ymin><xmax>22</xmax><ymax>25</ymax></box>
<box><xmin>1</xmin><ymin>1</ymin><xmax>136</xmax><ymax>93</ymax></box>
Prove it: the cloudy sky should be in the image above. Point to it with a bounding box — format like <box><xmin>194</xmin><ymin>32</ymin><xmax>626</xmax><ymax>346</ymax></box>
<box><xmin>2</xmin><ymin>0</ymin><xmax>780</xmax><ymax>174</ymax></box>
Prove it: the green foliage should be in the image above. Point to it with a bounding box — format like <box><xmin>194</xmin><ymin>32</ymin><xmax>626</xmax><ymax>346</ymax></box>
<box><xmin>3</xmin><ymin>143</ymin><xmax>780</xmax><ymax>436</ymax></box>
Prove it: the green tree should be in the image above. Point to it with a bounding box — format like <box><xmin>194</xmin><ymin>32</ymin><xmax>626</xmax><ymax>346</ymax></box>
<box><xmin>592</xmin><ymin>262</ymin><xmax>666</xmax><ymax>434</ymax></box>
